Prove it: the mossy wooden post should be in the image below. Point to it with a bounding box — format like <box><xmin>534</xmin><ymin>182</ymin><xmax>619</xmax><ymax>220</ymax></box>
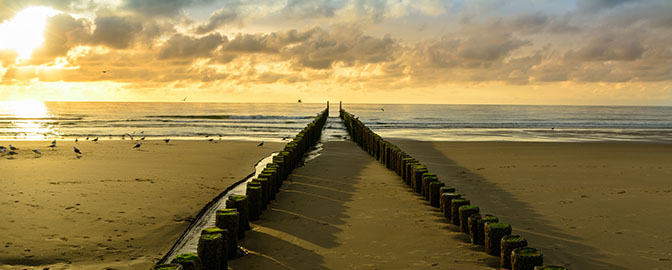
<box><xmin>170</xmin><ymin>253</ymin><xmax>202</xmax><ymax>270</ymax></box>
<box><xmin>477</xmin><ymin>214</ymin><xmax>498</xmax><ymax>246</ymax></box>
<box><xmin>152</xmin><ymin>264</ymin><xmax>184</xmax><ymax>270</ymax></box>
<box><xmin>501</xmin><ymin>235</ymin><xmax>528</xmax><ymax>269</ymax></box>
<box><xmin>246</xmin><ymin>182</ymin><xmax>262</xmax><ymax>220</ymax></box>
<box><xmin>467</xmin><ymin>213</ymin><xmax>482</xmax><ymax>244</ymax></box>
<box><xmin>412</xmin><ymin>165</ymin><xmax>428</xmax><ymax>194</ymax></box>
<box><xmin>512</xmin><ymin>247</ymin><xmax>543</xmax><ymax>270</ymax></box>
<box><xmin>272</xmin><ymin>157</ymin><xmax>285</xmax><ymax>181</ymax></box>
<box><xmin>404</xmin><ymin>161</ymin><xmax>417</xmax><ymax>185</ymax></box>
<box><xmin>401</xmin><ymin>158</ymin><xmax>413</xmax><ymax>182</ymax></box>
<box><xmin>533</xmin><ymin>266</ymin><xmax>566</xmax><ymax>270</ymax></box>
<box><xmin>226</xmin><ymin>195</ymin><xmax>250</xmax><ymax>235</ymax></box>
<box><xmin>458</xmin><ymin>205</ymin><xmax>480</xmax><ymax>233</ymax></box>
<box><xmin>259</xmin><ymin>172</ymin><xmax>275</xmax><ymax>199</ymax></box>
<box><xmin>485</xmin><ymin>222</ymin><xmax>512</xmax><ymax>256</ymax></box>
<box><xmin>422</xmin><ymin>173</ymin><xmax>437</xmax><ymax>200</ymax></box>
<box><xmin>440</xmin><ymin>187</ymin><xmax>455</xmax><ymax>195</ymax></box>
<box><xmin>197</xmin><ymin>233</ymin><xmax>223</xmax><ymax>270</ymax></box>
<box><xmin>440</xmin><ymin>193</ymin><xmax>461</xmax><ymax>220</ymax></box>
<box><xmin>201</xmin><ymin>227</ymin><xmax>228</xmax><ymax>270</ymax></box>
<box><xmin>429</xmin><ymin>181</ymin><xmax>445</xmax><ymax>207</ymax></box>
<box><xmin>215</xmin><ymin>209</ymin><xmax>238</xmax><ymax>258</ymax></box>
<box><xmin>255</xmin><ymin>177</ymin><xmax>270</xmax><ymax>209</ymax></box>
<box><xmin>450</xmin><ymin>198</ymin><xmax>470</xmax><ymax>226</ymax></box>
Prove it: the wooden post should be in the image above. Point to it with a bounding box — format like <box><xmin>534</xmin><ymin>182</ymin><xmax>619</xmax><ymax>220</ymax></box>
<box><xmin>246</xmin><ymin>182</ymin><xmax>262</xmax><ymax>220</ymax></box>
<box><xmin>468</xmin><ymin>213</ymin><xmax>482</xmax><ymax>244</ymax></box>
<box><xmin>512</xmin><ymin>247</ymin><xmax>543</xmax><ymax>270</ymax></box>
<box><xmin>201</xmin><ymin>227</ymin><xmax>228</xmax><ymax>270</ymax></box>
<box><xmin>458</xmin><ymin>205</ymin><xmax>480</xmax><ymax>234</ymax></box>
<box><xmin>215</xmin><ymin>209</ymin><xmax>239</xmax><ymax>258</ymax></box>
<box><xmin>429</xmin><ymin>181</ymin><xmax>445</xmax><ymax>207</ymax></box>
<box><xmin>477</xmin><ymin>214</ymin><xmax>498</xmax><ymax>246</ymax></box>
<box><xmin>170</xmin><ymin>253</ymin><xmax>202</xmax><ymax>270</ymax></box>
<box><xmin>450</xmin><ymin>198</ymin><xmax>470</xmax><ymax>226</ymax></box>
<box><xmin>226</xmin><ymin>195</ymin><xmax>250</xmax><ymax>235</ymax></box>
<box><xmin>197</xmin><ymin>233</ymin><xmax>223</xmax><ymax>270</ymax></box>
<box><xmin>485</xmin><ymin>222</ymin><xmax>512</xmax><ymax>256</ymax></box>
<box><xmin>501</xmin><ymin>235</ymin><xmax>528</xmax><ymax>269</ymax></box>
<box><xmin>440</xmin><ymin>193</ymin><xmax>461</xmax><ymax>220</ymax></box>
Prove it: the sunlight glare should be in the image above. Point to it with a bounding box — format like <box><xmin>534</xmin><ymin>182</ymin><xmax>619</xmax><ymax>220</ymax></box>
<box><xmin>0</xmin><ymin>100</ymin><xmax>56</xmax><ymax>140</ymax></box>
<box><xmin>0</xmin><ymin>6</ymin><xmax>61</xmax><ymax>61</ymax></box>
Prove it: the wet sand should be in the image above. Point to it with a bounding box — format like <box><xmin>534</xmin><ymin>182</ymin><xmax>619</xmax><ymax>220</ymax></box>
<box><xmin>0</xmin><ymin>140</ymin><xmax>282</xmax><ymax>270</ymax></box>
<box><xmin>391</xmin><ymin>140</ymin><xmax>672</xmax><ymax>269</ymax></box>
<box><xmin>231</xmin><ymin>141</ymin><xmax>496</xmax><ymax>269</ymax></box>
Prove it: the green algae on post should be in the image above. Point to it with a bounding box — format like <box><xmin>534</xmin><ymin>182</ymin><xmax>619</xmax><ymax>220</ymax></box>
<box><xmin>485</xmin><ymin>222</ymin><xmax>512</xmax><ymax>256</ymax></box>
<box><xmin>246</xmin><ymin>184</ymin><xmax>262</xmax><ymax>220</ymax></box>
<box><xmin>215</xmin><ymin>209</ymin><xmax>239</xmax><ymax>258</ymax></box>
<box><xmin>467</xmin><ymin>213</ymin><xmax>482</xmax><ymax>245</ymax></box>
<box><xmin>440</xmin><ymin>192</ymin><xmax>461</xmax><ymax>220</ymax></box>
<box><xmin>458</xmin><ymin>205</ymin><xmax>480</xmax><ymax>234</ymax></box>
<box><xmin>429</xmin><ymin>181</ymin><xmax>445</xmax><ymax>207</ymax></box>
<box><xmin>226</xmin><ymin>195</ymin><xmax>250</xmax><ymax>236</ymax></box>
<box><xmin>450</xmin><ymin>198</ymin><xmax>470</xmax><ymax>226</ymax></box>
<box><xmin>197</xmin><ymin>233</ymin><xmax>224</xmax><ymax>270</ymax></box>
<box><xmin>512</xmin><ymin>247</ymin><xmax>543</xmax><ymax>270</ymax></box>
<box><xmin>501</xmin><ymin>235</ymin><xmax>528</xmax><ymax>269</ymax></box>
<box><xmin>170</xmin><ymin>253</ymin><xmax>201</xmax><ymax>270</ymax></box>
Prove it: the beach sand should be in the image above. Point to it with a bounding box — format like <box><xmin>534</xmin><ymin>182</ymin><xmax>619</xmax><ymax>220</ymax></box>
<box><xmin>231</xmin><ymin>141</ymin><xmax>497</xmax><ymax>270</ymax></box>
<box><xmin>0</xmin><ymin>139</ymin><xmax>282</xmax><ymax>270</ymax></box>
<box><xmin>391</xmin><ymin>140</ymin><xmax>672</xmax><ymax>269</ymax></box>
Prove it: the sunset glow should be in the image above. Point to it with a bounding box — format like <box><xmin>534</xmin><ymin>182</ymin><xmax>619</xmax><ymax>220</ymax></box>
<box><xmin>0</xmin><ymin>1</ymin><xmax>670</xmax><ymax>105</ymax></box>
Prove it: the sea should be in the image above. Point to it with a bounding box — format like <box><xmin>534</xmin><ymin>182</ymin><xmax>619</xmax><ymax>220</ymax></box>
<box><xmin>1</xmin><ymin>101</ymin><xmax>671</xmax><ymax>143</ymax></box>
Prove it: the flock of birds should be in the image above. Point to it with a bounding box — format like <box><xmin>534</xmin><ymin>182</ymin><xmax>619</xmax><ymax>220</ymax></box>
<box><xmin>0</xmin><ymin>134</ymin><xmax>267</xmax><ymax>159</ymax></box>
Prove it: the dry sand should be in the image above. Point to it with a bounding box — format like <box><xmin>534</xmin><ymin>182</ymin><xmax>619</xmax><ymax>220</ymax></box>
<box><xmin>391</xmin><ymin>140</ymin><xmax>672</xmax><ymax>270</ymax></box>
<box><xmin>231</xmin><ymin>141</ymin><xmax>497</xmax><ymax>270</ymax></box>
<box><xmin>0</xmin><ymin>139</ymin><xmax>282</xmax><ymax>270</ymax></box>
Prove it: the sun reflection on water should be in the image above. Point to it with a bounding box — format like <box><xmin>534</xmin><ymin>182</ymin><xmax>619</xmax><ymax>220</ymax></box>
<box><xmin>0</xmin><ymin>100</ymin><xmax>57</xmax><ymax>140</ymax></box>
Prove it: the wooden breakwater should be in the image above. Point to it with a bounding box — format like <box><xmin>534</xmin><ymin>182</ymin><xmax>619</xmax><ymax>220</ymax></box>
<box><xmin>339</xmin><ymin>107</ymin><xmax>565</xmax><ymax>270</ymax></box>
<box><xmin>153</xmin><ymin>104</ymin><xmax>329</xmax><ymax>270</ymax></box>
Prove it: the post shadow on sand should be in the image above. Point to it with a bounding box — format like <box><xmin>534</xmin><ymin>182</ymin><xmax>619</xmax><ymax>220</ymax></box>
<box><xmin>230</xmin><ymin>141</ymin><xmax>368</xmax><ymax>269</ymax></box>
<box><xmin>391</xmin><ymin>139</ymin><xmax>625</xmax><ymax>270</ymax></box>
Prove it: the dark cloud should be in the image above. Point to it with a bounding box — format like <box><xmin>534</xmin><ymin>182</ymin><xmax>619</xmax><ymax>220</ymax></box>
<box><xmin>572</xmin><ymin>31</ymin><xmax>644</xmax><ymax>61</ymax></box>
<box><xmin>122</xmin><ymin>0</ymin><xmax>217</xmax><ymax>17</ymax></box>
<box><xmin>577</xmin><ymin>0</ymin><xmax>639</xmax><ymax>12</ymax></box>
<box><xmin>158</xmin><ymin>33</ymin><xmax>225</xmax><ymax>60</ymax></box>
<box><xmin>195</xmin><ymin>3</ymin><xmax>241</xmax><ymax>34</ymax></box>
<box><xmin>276</xmin><ymin>0</ymin><xmax>339</xmax><ymax>19</ymax></box>
<box><xmin>91</xmin><ymin>16</ymin><xmax>143</xmax><ymax>49</ymax></box>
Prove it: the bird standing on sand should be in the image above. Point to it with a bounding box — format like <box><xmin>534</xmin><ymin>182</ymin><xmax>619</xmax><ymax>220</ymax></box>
<box><xmin>73</xmin><ymin>146</ymin><xmax>82</xmax><ymax>155</ymax></box>
<box><xmin>0</xmin><ymin>146</ymin><xmax>6</xmax><ymax>154</ymax></box>
<box><xmin>164</xmin><ymin>138</ymin><xmax>170</xmax><ymax>143</ymax></box>
<box><xmin>32</xmin><ymin>149</ymin><xmax>41</xmax><ymax>155</ymax></box>
<box><xmin>75</xmin><ymin>138</ymin><xmax>78</xmax><ymax>142</ymax></box>
<box><xmin>381</xmin><ymin>108</ymin><xmax>384</xmax><ymax>111</ymax></box>
<box><xmin>92</xmin><ymin>137</ymin><xmax>99</xmax><ymax>142</ymax></box>
<box><xmin>133</xmin><ymin>143</ymin><xmax>142</xmax><ymax>148</ymax></box>
<box><xmin>7</xmin><ymin>151</ymin><xmax>17</xmax><ymax>158</ymax></box>
<box><xmin>257</xmin><ymin>141</ymin><xmax>264</xmax><ymax>147</ymax></box>
<box><xmin>207</xmin><ymin>138</ymin><xmax>214</xmax><ymax>142</ymax></box>
<box><xmin>9</xmin><ymin>144</ymin><xmax>18</xmax><ymax>151</ymax></box>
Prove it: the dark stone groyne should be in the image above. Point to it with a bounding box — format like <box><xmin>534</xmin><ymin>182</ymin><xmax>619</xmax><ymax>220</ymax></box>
<box><xmin>339</xmin><ymin>106</ymin><xmax>566</xmax><ymax>270</ymax></box>
<box><xmin>153</xmin><ymin>103</ymin><xmax>329</xmax><ymax>270</ymax></box>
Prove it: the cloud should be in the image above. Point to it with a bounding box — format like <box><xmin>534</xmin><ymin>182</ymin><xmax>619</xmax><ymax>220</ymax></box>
<box><xmin>0</xmin><ymin>49</ymin><xmax>18</xmax><ymax>67</ymax></box>
<box><xmin>91</xmin><ymin>16</ymin><xmax>143</xmax><ymax>49</ymax></box>
<box><xmin>31</xmin><ymin>14</ymin><xmax>91</xmax><ymax>62</ymax></box>
<box><xmin>194</xmin><ymin>3</ymin><xmax>241</xmax><ymax>34</ymax></box>
<box><xmin>572</xmin><ymin>31</ymin><xmax>644</xmax><ymax>61</ymax></box>
<box><xmin>122</xmin><ymin>0</ymin><xmax>217</xmax><ymax>17</ymax></box>
<box><xmin>158</xmin><ymin>33</ymin><xmax>225</xmax><ymax>59</ymax></box>
<box><xmin>576</xmin><ymin>0</ymin><xmax>639</xmax><ymax>13</ymax></box>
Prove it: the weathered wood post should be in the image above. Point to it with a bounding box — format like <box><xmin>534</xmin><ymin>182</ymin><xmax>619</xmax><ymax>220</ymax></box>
<box><xmin>429</xmin><ymin>181</ymin><xmax>445</xmax><ymax>207</ymax></box>
<box><xmin>501</xmin><ymin>235</ymin><xmax>528</xmax><ymax>269</ymax></box>
<box><xmin>512</xmin><ymin>247</ymin><xmax>543</xmax><ymax>270</ymax></box>
<box><xmin>170</xmin><ymin>253</ymin><xmax>202</xmax><ymax>270</ymax></box>
<box><xmin>468</xmin><ymin>213</ymin><xmax>482</xmax><ymax>244</ymax></box>
<box><xmin>197</xmin><ymin>232</ymin><xmax>223</xmax><ymax>270</ymax></box>
<box><xmin>226</xmin><ymin>195</ymin><xmax>250</xmax><ymax>235</ymax></box>
<box><xmin>458</xmin><ymin>205</ymin><xmax>480</xmax><ymax>233</ymax></box>
<box><xmin>477</xmin><ymin>214</ymin><xmax>498</xmax><ymax>246</ymax></box>
<box><xmin>215</xmin><ymin>209</ymin><xmax>239</xmax><ymax>258</ymax></box>
<box><xmin>246</xmin><ymin>182</ymin><xmax>262</xmax><ymax>220</ymax></box>
<box><xmin>422</xmin><ymin>173</ymin><xmax>438</xmax><ymax>200</ymax></box>
<box><xmin>440</xmin><ymin>192</ymin><xmax>461</xmax><ymax>220</ymax></box>
<box><xmin>485</xmin><ymin>222</ymin><xmax>512</xmax><ymax>256</ymax></box>
<box><xmin>450</xmin><ymin>198</ymin><xmax>470</xmax><ymax>225</ymax></box>
<box><xmin>201</xmin><ymin>227</ymin><xmax>228</xmax><ymax>270</ymax></box>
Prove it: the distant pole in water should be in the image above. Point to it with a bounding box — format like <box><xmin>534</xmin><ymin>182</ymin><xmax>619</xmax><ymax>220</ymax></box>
<box><xmin>257</xmin><ymin>141</ymin><xmax>264</xmax><ymax>147</ymax></box>
<box><xmin>134</xmin><ymin>143</ymin><xmax>142</xmax><ymax>148</ymax></box>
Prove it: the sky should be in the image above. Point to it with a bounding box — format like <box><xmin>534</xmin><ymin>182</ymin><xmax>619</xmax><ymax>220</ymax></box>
<box><xmin>0</xmin><ymin>0</ymin><xmax>670</xmax><ymax>105</ymax></box>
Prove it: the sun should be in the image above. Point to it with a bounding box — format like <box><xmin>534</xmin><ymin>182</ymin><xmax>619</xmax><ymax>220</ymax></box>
<box><xmin>0</xmin><ymin>6</ymin><xmax>61</xmax><ymax>61</ymax></box>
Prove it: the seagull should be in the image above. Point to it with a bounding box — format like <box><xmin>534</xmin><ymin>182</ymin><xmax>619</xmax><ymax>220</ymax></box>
<box><xmin>207</xmin><ymin>138</ymin><xmax>214</xmax><ymax>142</ymax></box>
<box><xmin>51</xmin><ymin>139</ymin><xmax>57</xmax><ymax>145</ymax></box>
<box><xmin>164</xmin><ymin>138</ymin><xmax>170</xmax><ymax>143</ymax></box>
<box><xmin>47</xmin><ymin>143</ymin><xmax>56</xmax><ymax>149</ymax></box>
<box><xmin>140</xmin><ymin>136</ymin><xmax>145</xmax><ymax>140</ymax></box>
<box><xmin>92</xmin><ymin>137</ymin><xmax>99</xmax><ymax>142</ymax></box>
<box><xmin>257</xmin><ymin>141</ymin><xmax>264</xmax><ymax>147</ymax></box>
<box><xmin>380</xmin><ymin>108</ymin><xmax>384</xmax><ymax>111</ymax></box>
<box><xmin>73</xmin><ymin>146</ymin><xmax>82</xmax><ymax>155</ymax></box>
<box><xmin>182</xmin><ymin>97</ymin><xmax>187</xmax><ymax>102</ymax></box>
<box><xmin>133</xmin><ymin>143</ymin><xmax>142</xmax><ymax>148</ymax></box>
<box><xmin>9</xmin><ymin>144</ymin><xmax>18</xmax><ymax>151</ymax></box>
<box><xmin>7</xmin><ymin>151</ymin><xmax>17</xmax><ymax>158</ymax></box>
<box><xmin>0</xmin><ymin>147</ymin><xmax>6</xmax><ymax>155</ymax></box>
<box><xmin>32</xmin><ymin>149</ymin><xmax>42</xmax><ymax>155</ymax></box>
<box><xmin>102</xmin><ymin>70</ymin><xmax>108</xmax><ymax>73</ymax></box>
<box><xmin>75</xmin><ymin>138</ymin><xmax>78</xmax><ymax>142</ymax></box>
<box><xmin>86</xmin><ymin>136</ymin><xmax>89</xmax><ymax>140</ymax></box>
